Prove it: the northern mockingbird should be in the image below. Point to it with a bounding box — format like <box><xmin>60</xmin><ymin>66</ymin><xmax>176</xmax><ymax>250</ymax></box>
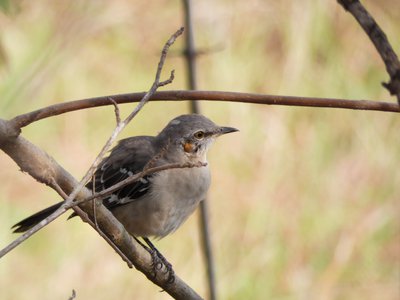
<box><xmin>12</xmin><ymin>114</ymin><xmax>238</xmax><ymax>281</ymax></box>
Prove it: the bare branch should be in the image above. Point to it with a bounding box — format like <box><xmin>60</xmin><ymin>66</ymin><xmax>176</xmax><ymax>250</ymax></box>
<box><xmin>108</xmin><ymin>97</ymin><xmax>121</xmax><ymax>126</ymax></box>
<box><xmin>122</xmin><ymin>27</ymin><xmax>184</xmax><ymax>126</ymax></box>
<box><xmin>9</xmin><ymin>91</ymin><xmax>399</xmax><ymax>129</ymax></box>
<box><xmin>337</xmin><ymin>0</ymin><xmax>400</xmax><ymax>103</ymax></box>
<box><xmin>159</xmin><ymin>70</ymin><xmax>175</xmax><ymax>87</ymax></box>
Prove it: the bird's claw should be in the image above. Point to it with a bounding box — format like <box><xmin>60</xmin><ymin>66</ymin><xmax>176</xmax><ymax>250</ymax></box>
<box><xmin>149</xmin><ymin>248</ymin><xmax>175</xmax><ymax>284</ymax></box>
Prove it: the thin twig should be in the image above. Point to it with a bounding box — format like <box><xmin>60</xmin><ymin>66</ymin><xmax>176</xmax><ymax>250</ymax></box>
<box><xmin>159</xmin><ymin>70</ymin><xmax>175</xmax><ymax>87</ymax></box>
<box><xmin>71</xmin><ymin>162</ymin><xmax>207</xmax><ymax>208</ymax></box>
<box><xmin>143</xmin><ymin>138</ymin><xmax>171</xmax><ymax>170</ymax></box>
<box><xmin>0</xmin><ymin>208</ymin><xmax>65</xmax><ymax>258</ymax></box>
<box><xmin>123</xmin><ymin>27</ymin><xmax>183</xmax><ymax>126</ymax></box>
<box><xmin>108</xmin><ymin>97</ymin><xmax>121</xmax><ymax>125</ymax></box>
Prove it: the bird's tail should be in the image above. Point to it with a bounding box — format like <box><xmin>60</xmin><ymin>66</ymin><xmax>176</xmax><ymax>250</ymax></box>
<box><xmin>12</xmin><ymin>202</ymin><xmax>64</xmax><ymax>233</ymax></box>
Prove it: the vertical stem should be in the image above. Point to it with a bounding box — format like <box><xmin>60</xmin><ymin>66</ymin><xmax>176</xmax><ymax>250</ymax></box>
<box><xmin>182</xmin><ymin>1</ymin><xmax>217</xmax><ymax>299</ymax></box>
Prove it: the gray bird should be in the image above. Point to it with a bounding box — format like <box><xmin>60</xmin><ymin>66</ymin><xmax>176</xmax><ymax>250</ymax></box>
<box><xmin>12</xmin><ymin>114</ymin><xmax>238</xmax><ymax>280</ymax></box>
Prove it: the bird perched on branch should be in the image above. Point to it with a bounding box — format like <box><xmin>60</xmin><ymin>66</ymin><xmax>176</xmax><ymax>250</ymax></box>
<box><xmin>12</xmin><ymin>114</ymin><xmax>238</xmax><ymax>282</ymax></box>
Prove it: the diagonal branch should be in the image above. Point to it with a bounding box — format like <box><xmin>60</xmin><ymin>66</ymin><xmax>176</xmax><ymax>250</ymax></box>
<box><xmin>337</xmin><ymin>0</ymin><xmax>400</xmax><ymax>103</ymax></box>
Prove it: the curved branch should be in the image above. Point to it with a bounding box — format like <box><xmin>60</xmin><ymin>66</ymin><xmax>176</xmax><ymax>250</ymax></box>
<box><xmin>10</xmin><ymin>90</ymin><xmax>399</xmax><ymax>128</ymax></box>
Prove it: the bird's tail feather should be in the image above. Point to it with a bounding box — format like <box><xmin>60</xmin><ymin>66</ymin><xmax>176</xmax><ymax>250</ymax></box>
<box><xmin>12</xmin><ymin>202</ymin><xmax>64</xmax><ymax>233</ymax></box>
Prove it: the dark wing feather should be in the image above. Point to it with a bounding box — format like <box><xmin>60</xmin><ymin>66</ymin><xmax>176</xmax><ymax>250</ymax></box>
<box><xmin>88</xmin><ymin>136</ymin><xmax>157</xmax><ymax>210</ymax></box>
<box><xmin>12</xmin><ymin>136</ymin><xmax>157</xmax><ymax>233</ymax></box>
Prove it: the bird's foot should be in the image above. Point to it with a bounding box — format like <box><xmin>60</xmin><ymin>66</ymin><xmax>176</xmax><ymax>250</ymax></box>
<box><xmin>139</xmin><ymin>237</ymin><xmax>175</xmax><ymax>284</ymax></box>
<box><xmin>149</xmin><ymin>247</ymin><xmax>175</xmax><ymax>284</ymax></box>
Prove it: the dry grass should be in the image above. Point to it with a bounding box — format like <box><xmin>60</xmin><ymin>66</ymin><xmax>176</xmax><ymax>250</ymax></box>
<box><xmin>0</xmin><ymin>1</ymin><xmax>399</xmax><ymax>299</ymax></box>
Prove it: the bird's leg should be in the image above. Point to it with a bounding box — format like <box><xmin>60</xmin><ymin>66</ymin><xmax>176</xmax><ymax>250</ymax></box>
<box><xmin>142</xmin><ymin>237</ymin><xmax>175</xmax><ymax>284</ymax></box>
<box><xmin>134</xmin><ymin>237</ymin><xmax>163</xmax><ymax>275</ymax></box>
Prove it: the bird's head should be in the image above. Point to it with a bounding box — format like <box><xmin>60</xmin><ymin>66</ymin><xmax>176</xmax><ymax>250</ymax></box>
<box><xmin>157</xmin><ymin>114</ymin><xmax>238</xmax><ymax>163</ymax></box>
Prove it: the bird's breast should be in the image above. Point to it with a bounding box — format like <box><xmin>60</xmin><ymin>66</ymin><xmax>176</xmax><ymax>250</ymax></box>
<box><xmin>159</xmin><ymin>166</ymin><xmax>210</xmax><ymax>200</ymax></box>
<box><xmin>149</xmin><ymin>166</ymin><xmax>211</xmax><ymax>237</ymax></box>
<box><xmin>111</xmin><ymin>166</ymin><xmax>211</xmax><ymax>238</ymax></box>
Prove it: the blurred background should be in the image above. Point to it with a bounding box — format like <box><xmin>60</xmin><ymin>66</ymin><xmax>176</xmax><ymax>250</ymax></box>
<box><xmin>0</xmin><ymin>1</ymin><xmax>399</xmax><ymax>299</ymax></box>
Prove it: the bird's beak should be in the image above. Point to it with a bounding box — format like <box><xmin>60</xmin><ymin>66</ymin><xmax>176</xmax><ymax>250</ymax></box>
<box><xmin>217</xmin><ymin>126</ymin><xmax>239</xmax><ymax>135</ymax></box>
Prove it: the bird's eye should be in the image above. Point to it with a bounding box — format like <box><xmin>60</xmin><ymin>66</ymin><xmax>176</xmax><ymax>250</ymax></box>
<box><xmin>194</xmin><ymin>131</ymin><xmax>205</xmax><ymax>140</ymax></box>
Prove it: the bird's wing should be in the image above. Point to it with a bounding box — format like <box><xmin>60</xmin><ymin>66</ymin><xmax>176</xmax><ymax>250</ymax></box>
<box><xmin>88</xmin><ymin>136</ymin><xmax>157</xmax><ymax>210</ymax></box>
